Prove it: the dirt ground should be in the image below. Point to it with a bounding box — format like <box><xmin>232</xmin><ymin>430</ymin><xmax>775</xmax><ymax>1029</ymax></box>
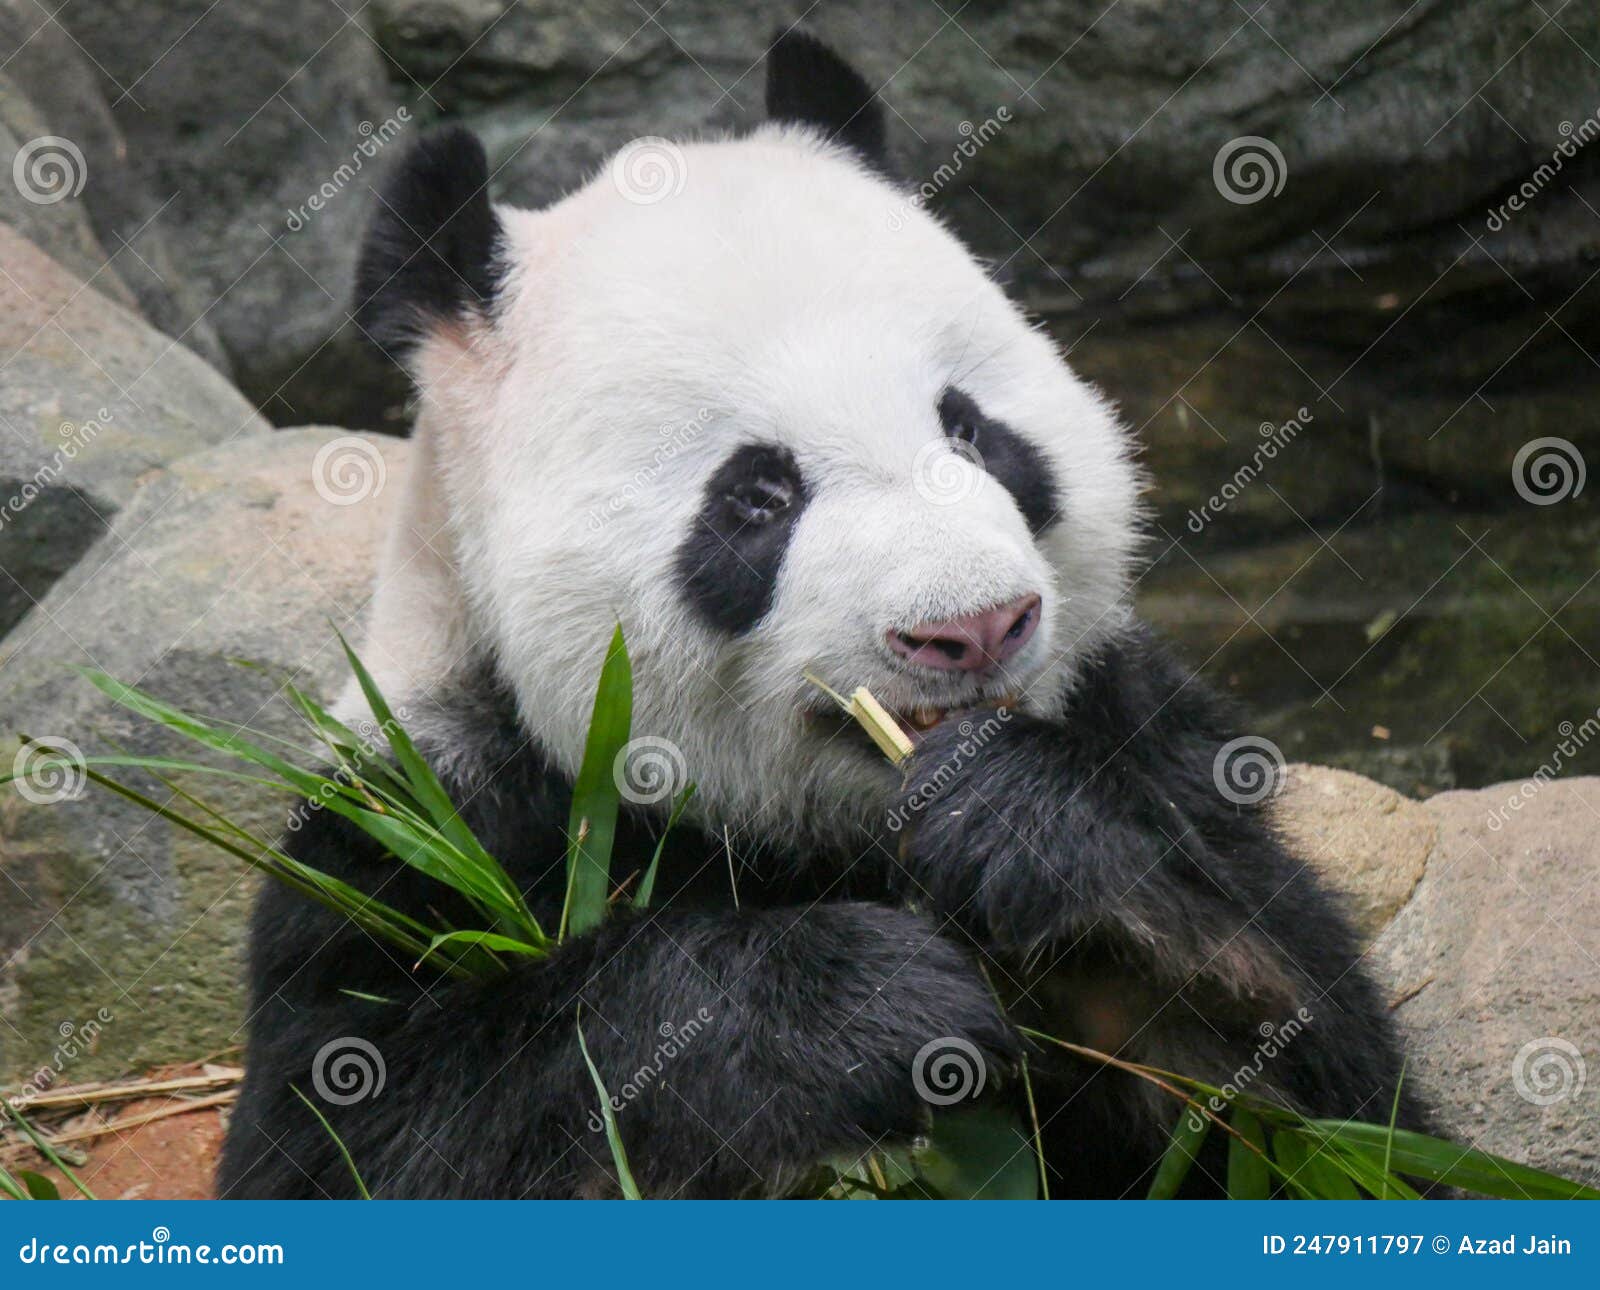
<box><xmin>6</xmin><ymin>1062</ymin><xmax>233</xmax><ymax>1200</ymax></box>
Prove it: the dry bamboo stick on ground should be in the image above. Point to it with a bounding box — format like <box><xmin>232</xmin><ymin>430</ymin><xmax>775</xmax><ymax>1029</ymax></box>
<box><xmin>2</xmin><ymin>1068</ymin><xmax>242</xmax><ymax>1112</ymax></box>
<box><xmin>25</xmin><ymin>1090</ymin><xmax>238</xmax><ymax>1149</ymax></box>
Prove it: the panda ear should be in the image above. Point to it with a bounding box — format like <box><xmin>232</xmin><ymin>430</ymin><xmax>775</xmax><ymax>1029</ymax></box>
<box><xmin>354</xmin><ymin>125</ymin><xmax>504</xmax><ymax>361</ymax></box>
<box><xmin>764</xmin><ymin>30</ymin><xmax>889</xmax><ymax>171</ymax></box>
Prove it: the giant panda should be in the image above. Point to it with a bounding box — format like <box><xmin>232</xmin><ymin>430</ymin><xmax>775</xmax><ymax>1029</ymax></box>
<box><xmin>218</xmin><ymin>32</ymin><xmax>1427</xmax><ymax>1200</ymax></box>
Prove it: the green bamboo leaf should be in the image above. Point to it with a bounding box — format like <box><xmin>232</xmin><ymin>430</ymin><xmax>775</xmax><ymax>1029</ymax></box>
<box><xmin>1146</xmin><ymin>1101</ymin><xmax>1210</xmax><ymax>1199</ymax></box>
<box><xmin>632</xmin><ymin>783</ymin><xmax>695</xmax><ymax>910</ymax></box>
<box><xmin>575</xmin><ymin>1012</ymin><xmax>642</xmax><ymax>1199</ymax></box>
<box><xmin>0</xmin><ymin>1099</ymin><xmax>95</xmax><ymax>1199</ymax></box>
<box><xmin>421</xmin><ymin>929</ymin><xmax>545</xmax><ymax>964</ymax></box>
<box><xmin>18</xmin><ymin>1170</ymin><xmax>60</xmax><ymax>1200</ymax></box>
<box><xmin>562</xmin><ymin>626</ymin><xmax>632</xmax><ymax>939</ymax></box>
<box><xmin>292</xmin><ymin>1086</ymin><xmax>372</xmax><ymax>1199</ymax></box>
<box><xmin>1227</xmin><ymin>1107</ymin><xmax>1272</xmax><ymax>1199</ymax></box>
<box><xmin>1303</xmin><ymin>1121</ymin><xmax>1600</xmax><ymax>1200</ymax></box>
<box><xmin>913</xmin><ymin>1105</ymin><xmax>1040</xmax><ymax>1200</ymax></box>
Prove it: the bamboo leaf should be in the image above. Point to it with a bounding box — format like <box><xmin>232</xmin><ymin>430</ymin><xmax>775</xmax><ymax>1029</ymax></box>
<box><xmin>562</xmin><ymin>626</ymin><xmax>632</xmax><ymax>939</ymax></box>
<box><xmin>1146</xmin><ymin>1101</ymin><xmax>1210</xmax><ymax>1199</ymax></box>
<box><xmin>632</xmin><ymin>783</ymin><xmax>695</xmax><ymax>910</ymax></box>
<box><xmin>575</xmin><ymin>1012</ymin><xmax>641</xmax><ymax>1199</ymax></box>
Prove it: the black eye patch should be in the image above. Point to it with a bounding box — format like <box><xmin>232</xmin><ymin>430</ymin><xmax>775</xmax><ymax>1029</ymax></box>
<box><xmin>938</xmin><ymin>387</ymin><xmax>1060</xmax><ymax>535</ymax></box>
<box><xmin>676</xmin><ymin>444</ymin><xmax>810</xmax><ymax>634</ymax></box>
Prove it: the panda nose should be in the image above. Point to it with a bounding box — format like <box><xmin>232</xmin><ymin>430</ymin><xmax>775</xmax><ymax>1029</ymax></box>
<box><xmin>887</xmin><ymin>594</ymin><xmax>1042</xmax><ymax>673</ymax></box>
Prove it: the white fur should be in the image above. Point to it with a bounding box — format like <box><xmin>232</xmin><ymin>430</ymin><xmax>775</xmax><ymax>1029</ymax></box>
<box><xmin>344</xmin><ymin>125</ymin><xmax>1145</xmax><ymax>845</ymax></box>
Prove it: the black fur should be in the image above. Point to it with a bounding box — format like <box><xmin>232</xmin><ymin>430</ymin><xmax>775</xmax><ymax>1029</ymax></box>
<box><xmin>765</xmin><ymin>29</ymin><xmax>890</xmax><ymax>171</ymax></box>
<box><xmin>217</xmin><ymin>688</ymin><xmax>1014</xmax><ymax>1199</ymax></box>
<box><xmin>220</xmin><ymin>628</ymin><xmax>1427</xmax><ymax>1199</ymax></box>
<box><xmin>675</xmin><ymin>443</ymin><xmax>810</xmax><ymax>635</ymax></box>
<box><xmin>353</xmin><ymin>125</ymin><xmax>504</xmax><ymax>358</ymax></box>
<box><xmin>940</xmin><ymin>387</ymin><xmax>1061</xmax><ymax>534</ymax></box>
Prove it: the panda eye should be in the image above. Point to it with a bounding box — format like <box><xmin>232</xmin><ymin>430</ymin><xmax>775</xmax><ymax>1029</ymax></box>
<box><xmin>726</xmin><ymin>476</ymin><xmax>794</xmax><ymax>523</ymax></box>
<box><xmin>938</xmin><ymin>387</ymin><xmax>986</xmax><ymax>446</ymax></box>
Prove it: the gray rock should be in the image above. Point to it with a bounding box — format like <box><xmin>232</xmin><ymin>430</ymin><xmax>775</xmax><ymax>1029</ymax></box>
<box><xmin>1375</xmin><ymin>776</ymin><xmax>1600</xmax><ymax>1190</ymax></box>
<box><xmin>53</xmin><ymin>0</ymin><xmax>405</xmax><ymax>428</ymax></box>
<box><xmin>0</xmin><ymin>427</ymin><xmax>407</xmax><ymax>1085</ymax></box>
<box><xmin>0</xmin><ymin>224</ymin><xmax>269</xmax><ymax>635</ymax></box>
<box><xmin>0</xmin><ymin>0</ymin><xmax>232</xmax><ymax>374</ymax></box>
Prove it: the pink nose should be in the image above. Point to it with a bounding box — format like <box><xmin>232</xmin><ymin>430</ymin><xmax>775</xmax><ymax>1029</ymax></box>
<box><xmin>886</xmin><ymin>594</ymin><xmax>1042</xmax><ymax>673</ymax></box>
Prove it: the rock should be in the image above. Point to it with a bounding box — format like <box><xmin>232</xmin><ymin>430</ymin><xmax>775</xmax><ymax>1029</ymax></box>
<box><xmin>0</xmin><ymin>428</ymin><xmax>407</xmax><ymax>1086</ymax></box>
<box><xmin>0</xmin><ymin>225</ymin><xmax>269</xmax><ymax>636</ymax></box>
<box><xmin>1374</xmin><ymin>776</ymin><xmax>1600</xmax><ymax>1187</ymax></box>
<box><xmin>1139</xmin><ymin>507</ymin><xmax>1600</xmax><ymax>795</ymax></box>
<box><xmin>53</xmin><ymin>0</ymin><xmax>404</xmax><ymax>428</ymax></box>
<box><xmin>0</xmin><ymin>1</ymin><xmax>231</xmax><ymax>374</ymax></box>
<box><xmin>1274</xmin><ymin>763</ymin><xmax>1434</xmax><ymax>943</ymax></box>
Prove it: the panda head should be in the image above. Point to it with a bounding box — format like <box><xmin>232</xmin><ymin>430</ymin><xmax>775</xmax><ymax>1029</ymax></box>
<box><xmin>351</xmin><ymin>32</ymin><xmax>1144</xmax><ymax>847</ymax></box>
